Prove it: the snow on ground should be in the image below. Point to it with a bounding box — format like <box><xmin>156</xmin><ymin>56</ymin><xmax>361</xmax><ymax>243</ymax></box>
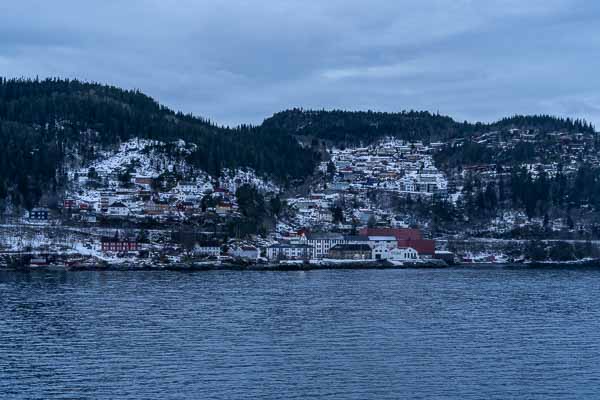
<box><xmin>69</xmin><ymin>138</ymin><xmax>199</xmax><ymax>182</ymax></box>
<box><xmin>69</xmin><ymin>138</ymin><xmax>278</xmax><ymax>195</ymax></box>
<box><xmin>0</xmin><ymin>231</ymin><xmax>52</xmax><ymax>251</ymax></box>
<box><xmin>87</xmin><ymin>139</ymin><xmax>169</xmax><ymax>178</ymax></box>
<box><xmin>449</xmin><ymin>192</ymin><xmax>462</xmax><ymax>204</ymax></box>
<box><xmin>489</xmin><ymin>210</ymin><xmax>530</xmax><ymax>233</ymax></box>
<box><xmin>219</xmin><ymin>168</ymin><xmax>280</xmax><ymax>193</ymax></box>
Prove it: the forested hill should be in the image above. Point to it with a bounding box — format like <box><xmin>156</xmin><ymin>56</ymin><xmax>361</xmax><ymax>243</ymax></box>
<box><xmin>0</xmin><ymin>78</ymin><xmax>318</xmax><ymax>208</ymax></box>
<box><xmin>262</xmin><ymin>109</ymin><xmax>595</xmax><ymax>145</ymax></box>
<box><xmin>0</xmin><ymin>77</ymin><xmax>597</xmax><ymax>210</ymax></box>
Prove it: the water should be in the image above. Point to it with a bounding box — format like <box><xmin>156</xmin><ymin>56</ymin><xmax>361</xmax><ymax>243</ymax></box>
<box><xmin>2</xmin><ymin>267</ymin><xmax>600</xmax><ymax>399</ymax></box>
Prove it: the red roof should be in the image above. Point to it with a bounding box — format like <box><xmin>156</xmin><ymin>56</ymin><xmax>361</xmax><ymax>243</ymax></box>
<box><xmin>360</xmin><ymin>227</ymin><xmax>435</xmax><ymax>255</ymax></box>
<box><xmin>398</xmin><ymin>239</ymin><xmax>435</xmax><ymax>256</ymax></box>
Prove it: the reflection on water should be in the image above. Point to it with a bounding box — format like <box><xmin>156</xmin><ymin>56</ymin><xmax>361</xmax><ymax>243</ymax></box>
<box><xmin>2</xmin><ymin>267</ymin><xmax>600</xmax><ymax>399</ymax></box>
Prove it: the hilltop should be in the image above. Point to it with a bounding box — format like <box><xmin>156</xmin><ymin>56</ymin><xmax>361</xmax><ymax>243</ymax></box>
<box><xmin>263</xmin><ymin>108</ymin><xmax>594</xmax><ymax>145</ymax></box>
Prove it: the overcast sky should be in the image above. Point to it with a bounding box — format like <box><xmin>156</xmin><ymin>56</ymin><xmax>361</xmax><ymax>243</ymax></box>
<box><xmin>1</xmin><ymin>0</ymin><xmax>599</xmax><ymax>127</ymax></box>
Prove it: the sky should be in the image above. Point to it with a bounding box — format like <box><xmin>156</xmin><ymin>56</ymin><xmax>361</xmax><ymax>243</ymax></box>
<box><xmin>1</xmin><ymin>0</ymin><xmax>599</xmax><ymax>128</ymax></box>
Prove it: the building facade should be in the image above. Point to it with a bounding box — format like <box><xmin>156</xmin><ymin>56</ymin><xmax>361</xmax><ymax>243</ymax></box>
<box><xmin>29</xmin><ymin>207</ymin><xmax>49</xmax><ymax>221</ymax></box>
<box><xmin>230</xmin><ymin>246</ymin><xmax>260</xmax><ymax>260</ymax></box>
<box><xmin>194</xmin><ymin>242</ymin><xmax>221</xmax><ymax>257</ymax></box>
<box><xmin>101</xmin><ymin>236</ymin><xmax>139</xmax><ymax>253</ymax></box>
<box><xmin>327</xmin><ymin>244</ymin><xmax>372</xmax><ymax>260</ymax></box>
<box><xmin>266</xmin><ymin>244</ymin><xmax>312</xmax><ymax>261</ymax></box>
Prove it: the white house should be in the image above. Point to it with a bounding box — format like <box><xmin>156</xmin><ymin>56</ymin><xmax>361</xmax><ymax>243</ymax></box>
<box><xmin>369</xmin><ymin>236</ymin><xmax>399</xmax><ymax>260</ymax></box>
<box><xmin>108</xmin><ymin>202</ymin><xmax>130</xmax><ymax>217</ymax></box>
<box><xmin>200</xmin><ymin>182</ymin><xmax>214</xmax><ymax>194</ymax></box>
<box><xmin>177</xmin><ymin>181</ymin><xmax>199</xmax><ymax>195</ymax></box>
<box><xmin>390</xmin><ymin>247</ymin><xmax>419</xmax><ymax>261</ymax></box>
<box><xmin>230</xmin><ymin>245</ymin><xmax>260</xmax><ymax>261</ymax></box>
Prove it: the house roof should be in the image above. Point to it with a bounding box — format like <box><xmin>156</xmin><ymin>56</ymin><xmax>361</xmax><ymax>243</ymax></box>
<box><xmin>343</xmin><ymin>235</ymin><xmax>370</xmax><ymax>242</ymax></box>
<box><xmin>330</xmin><ymin>244</ymin><xmax>372</xmax><ymax>252</ymax></box>
<box><xmin>306</xmin><ymin>232</ymin><xmax>344</xmax><ymax>240</ymax></box>
<box><xmin>101</xmin><ymin>236</ymin><xmax>137</xmax><ymax>243</ymax></box>
<box><xmin>269</xmin><ymin>243</ymin><xmax>312</xmax><ymax>249</ymax></box>
<box><xmin>196</xmin><ymin>241</ymin><xmax>221</xmax><ymax>248</ymax></box>
<box><xmin>368</xmin><ymin>236</ymin><xmax>397</xmax><ymax>241</ymax></box>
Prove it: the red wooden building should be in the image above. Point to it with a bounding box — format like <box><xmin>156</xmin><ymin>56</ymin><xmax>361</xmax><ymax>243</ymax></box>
<box><xmin>101</xmin><ymin>232</ymin><xmax>139</xmax><ymax>253</ymax></box>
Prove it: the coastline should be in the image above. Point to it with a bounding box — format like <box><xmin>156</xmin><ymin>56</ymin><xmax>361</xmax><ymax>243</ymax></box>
<box><xmin>3</xmin><ymin>258</ymin><xmax>600</xmax><ymax>272</ymax></box>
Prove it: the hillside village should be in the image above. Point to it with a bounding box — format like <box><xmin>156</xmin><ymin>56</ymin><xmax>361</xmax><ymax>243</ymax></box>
<box><xmin>3</xmin><ymin>124</ymin><xmax>600</xmax><ymax>268</ymax></box>
<box><xmin>2</xmin><ymin>80</ymin><xmax>600</xmax><ymax>268</ymax></box>
<box><xmin>0</xmin><ymin>136</ymin><xmax>448</xmax><ymax>268</ymax></box>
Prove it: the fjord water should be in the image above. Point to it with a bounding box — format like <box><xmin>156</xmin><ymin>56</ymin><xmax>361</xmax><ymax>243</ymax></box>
<box><xmin>2</xmin><ymin>268</ymin><xmax>600</xmax><ymax>399</ymax></box>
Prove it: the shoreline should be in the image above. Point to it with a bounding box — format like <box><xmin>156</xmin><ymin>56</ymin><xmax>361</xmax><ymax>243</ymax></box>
<box><xmin>3</xmin><ymin>259</ymin><xmax>447</xmax><ymax>272</ymax></box>
<box><xmin>3</xmin><ymin>258</ymin><xmax>600</xmax><ymax>272</ymax></box>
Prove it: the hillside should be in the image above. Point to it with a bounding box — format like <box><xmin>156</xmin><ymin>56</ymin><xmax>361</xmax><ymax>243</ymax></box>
<box><xmin>1</xmin><ymin>78</ymin><xmax>597</xmax><ymax>212</ymax></box>
<box><xmin>0</xmin><ymin>78</ymin><xmax>318</xmax><ymax>209</ymax></box>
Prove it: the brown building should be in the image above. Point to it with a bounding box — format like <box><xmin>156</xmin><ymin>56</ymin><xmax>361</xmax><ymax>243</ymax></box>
<box><xmin>327</xmin><ymin>244</ymin><xmax>372</xmax><ymax>260</ymax></box>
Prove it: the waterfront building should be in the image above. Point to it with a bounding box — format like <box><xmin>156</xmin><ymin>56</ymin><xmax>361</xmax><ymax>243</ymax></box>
<box><xmin>298</xmin><ymin>233</ymin><xmax>346</xmax><ymax>259</ymax></box>
<box><xmin>230</xmin><ymin>246</ymin><xmax>260</xmax><ymax>261</ymax></box>
<box><xmin>193</xmin><ymin>241</ymin><xmax>221</xmax><ymax>257</ymax></box>
<box><xmin>266</xmin><ymin>243</ymin><xmax>312</xmax><ymax>261</ymax></box>
<box><xmin>390</xmin><ymin>247</ymin><xmax>419</xmax><ymax>261</ymax></box>
<box><xmin>327</xmin><ymin>244</ymin><xmax>372</xmax><ymax>260</ymax></box>
<box><xmin>360</xmin><ymin>228</ymin><xmax>435</xmax><ymax>257</ymax></box>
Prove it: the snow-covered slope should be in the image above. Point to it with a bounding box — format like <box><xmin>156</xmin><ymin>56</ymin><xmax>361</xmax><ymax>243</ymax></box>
<box><xmin>219</xmin><ymin>169</ymin><xmax>279</xmax><ymax>194</ymax></box>
<box><xmin>67</xmin><ymin>138</ymin><xmax>280</xmax><ymax>206</ymax></box>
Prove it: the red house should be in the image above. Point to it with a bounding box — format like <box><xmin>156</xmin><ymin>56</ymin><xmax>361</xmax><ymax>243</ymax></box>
<box><xmin>101</xmin><ymin>232</ymin><xmax>139</xmax><ymax>253</ymax></box>
<box><xmin>359</xmin><ymin>227</ymin><xmax>435</xmax><ymax>257</ymax></box>
<box><xmin>63</xmin><ymin>199</ymin><xmax>76</xmax><ymax>209</ymax></box>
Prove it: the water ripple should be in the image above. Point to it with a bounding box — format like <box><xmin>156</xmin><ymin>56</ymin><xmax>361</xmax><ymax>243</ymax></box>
<box><xmin>1</xmin><ymin>268</ymin><xmax>600</xmax><ymax>399</ymax></box>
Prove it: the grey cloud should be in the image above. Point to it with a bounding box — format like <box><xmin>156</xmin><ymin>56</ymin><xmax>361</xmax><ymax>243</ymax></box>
<box><xmin>0</xmin><ymin>0</ymin><xmax>598</xmax><ymax>127</ymax></box>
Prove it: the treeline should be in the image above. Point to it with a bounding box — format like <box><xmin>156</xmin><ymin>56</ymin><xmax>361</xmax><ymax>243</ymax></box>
<box><xmin>0</xmin><ymin>77</ymin><xmax>318</xmax><ymax>208</ymax></box>
<box><xmin>263</xmin><ymin>108</ymin><xmax>480</xmax><ymax>144</ymax></box>
<box><xmin>0</xmin><ymin>121</ymin><xmax>65</xmax><ymax>209</ymax></box>
<box><xmin>463</xmin><ymin>165</ymin><xmax>600</xmax><ymax>219</ymax></box>
<box><xmin>524</xmin><ymin>240</ymin><xmax>599</xmax><ymax>262</ymax></box>
<box><xmin>263</xmin><ymin>109</ymin><xmax>595</xmax><ymax>145</ymax></box>
<box><xmin>492</xmin><ymin>115</ymin><xmax>594</xmax><ymax>134</ymax></box>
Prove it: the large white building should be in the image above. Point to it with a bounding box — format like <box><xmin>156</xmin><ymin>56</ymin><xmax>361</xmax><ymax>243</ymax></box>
<box><xmin>194</xmin><ymin>242</ymin><xmax>221</xmax><ymax>257</ymax></box>
<box><xmin>298</xmin><ymin>233</ymin><xmax>346</xmax><ymax>259</ymax></box>
<box><xmin>266</xmin><ymin>243</ymin><xmax>312</xmax><ymax>260</ymax></box>
<box><xmin>294</xmin><ymin>233</ymin><xmax>418</xmax><ymax>261</ymax></box>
